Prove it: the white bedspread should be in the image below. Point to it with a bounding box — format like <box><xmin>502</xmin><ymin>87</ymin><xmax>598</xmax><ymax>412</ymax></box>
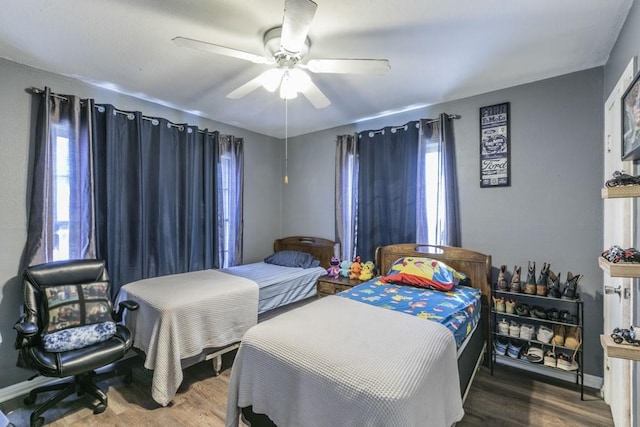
<box><xmin>226</xmin><ymin>296</ymin><xmax>463</xmax><ymax>427</ymax></box>
<box><xmin>117</xmin><ymin>269</ymin><xmax>258</xmax><ymax>406</ymax></box>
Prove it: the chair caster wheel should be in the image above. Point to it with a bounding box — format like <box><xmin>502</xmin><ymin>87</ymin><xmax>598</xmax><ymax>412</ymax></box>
<box><xmin>24</xmin><ymin>395</ymin><xmax>36</xmax><ymax>405</ymax></box>
<box><xmin>93</xmin><ymin>403</ymin><xmax>107</xmax><ymax>414</ymax></box>
<box><xmin>30</xmin><ymin>416</ymin><xmax>44</xmax><ymax>427</ymax></box>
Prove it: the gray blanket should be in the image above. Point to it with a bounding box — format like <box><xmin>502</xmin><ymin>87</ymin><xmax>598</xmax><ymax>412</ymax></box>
<box><xmin>118</xmin><ymin>269</ymin><xmax>258</xmax><ymax>406</ymax></box>
<box><xmin>226</xmin><ymin>295</ymin><xmax>463</xmax><ymax>427</ymax></box>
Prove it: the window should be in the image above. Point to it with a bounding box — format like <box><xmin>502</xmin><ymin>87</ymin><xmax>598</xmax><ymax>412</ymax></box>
<box><xmin>219</xmin><ymin>153</ymin><xmax>233</xmax><ymax>267</ymax></box>
<box><xmin>52</xmin><ymin>129</ymin><xmax>71</xmax><ymax>261</ymax></box>
<box><xmin>424</xmin><ymin>142</ymin><xmax>445</xmax><ymax>245</ymax></box>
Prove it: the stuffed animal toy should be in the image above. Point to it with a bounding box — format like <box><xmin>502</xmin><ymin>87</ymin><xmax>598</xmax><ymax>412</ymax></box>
<box><xmin>327</xmin><ymin>256</ymin><xmax>340</xmax><ymax>278</ymax></box>
<box><xmin>339</xmin><ymin>260</ymin><xmax>352</xmax><ymax>278</ymax></box>
<box><xmin>349</xmin><ymin>256</ymin><xmax>362</xmax><ymax>280</ymax></box>
<box><xmin>359</xmin><ymin>261</ymin><xmax>375</xmax><ymax>281</ymax></box>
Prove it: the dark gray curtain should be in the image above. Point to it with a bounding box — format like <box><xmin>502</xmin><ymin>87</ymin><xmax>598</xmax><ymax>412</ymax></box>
<box><xmin>435</xmin><ymin>113</ymin><xmax>460</xmax><ymax>246</ymax></box>
<box><xmin>356</xmin><ymin>122</ymin><xmax>419</xmax><ymax>262</ymax></box>
<box><xmin>24</xmin><ymin>88</ymin><xmax>96</xmax><ymax>267</ymax></box>
<box><xmin>92</xmin><ymin>105</ymin><xmax>219</xmax><ymax>297</ymax></box>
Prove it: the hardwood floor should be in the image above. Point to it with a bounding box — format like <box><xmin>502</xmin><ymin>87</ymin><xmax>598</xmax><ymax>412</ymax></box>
<box><xmin>1</xmin><ymin>354</ymin><xmax>614</xmax><ymax>427</ymax></box>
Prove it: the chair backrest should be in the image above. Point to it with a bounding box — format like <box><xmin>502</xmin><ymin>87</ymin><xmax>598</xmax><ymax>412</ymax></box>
<box><xmin>22</xmin><ymin>259</ymin><xmax>111</xmax><ymax>337</ymax></box>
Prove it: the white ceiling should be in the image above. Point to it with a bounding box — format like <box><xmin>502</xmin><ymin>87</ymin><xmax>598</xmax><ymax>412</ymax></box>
<box><xmin>0</xmin><ymin>0</ymin><xmax>633</xmax><ymax>138</ymax></box>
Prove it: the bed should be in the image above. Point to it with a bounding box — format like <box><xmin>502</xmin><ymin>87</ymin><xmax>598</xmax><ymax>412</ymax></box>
<box><xmin>226</xmin><ymin>244</ymin><xmax>491</xmax><ymax>427</ymax></box>
<box><xmin>116</xmin><ymin>236</ymin><xmax>338</xmax><ymax>407</ymax></box>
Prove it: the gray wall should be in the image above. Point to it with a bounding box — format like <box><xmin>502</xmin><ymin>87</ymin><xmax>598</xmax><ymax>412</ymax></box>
<box><xmin>283</xmin><ymin>67</ymin><xmax>605</xmax><ymax>377</ymax></box>
<box><xmin>0</xmin><ymin>58</ymin><xmax>283</xmax><ymax>388</ymax></box>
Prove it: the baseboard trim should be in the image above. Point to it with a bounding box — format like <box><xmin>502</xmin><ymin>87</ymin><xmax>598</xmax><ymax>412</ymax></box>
<box><xmin>495</xmin><ymin>357</ymin><xmax>603</xmax><ymax>390</ymax></box>
<box><xmin>0</xmin><ymin>351</ymin><xmax>138</xmax><ymax>404</ymax></box>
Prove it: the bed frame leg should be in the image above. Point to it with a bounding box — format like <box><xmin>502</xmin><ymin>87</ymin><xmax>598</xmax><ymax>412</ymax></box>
<box><xmin>204</xmin><ymin>342</ymin><xmax>241</xmax><ymax>376</ymax></box>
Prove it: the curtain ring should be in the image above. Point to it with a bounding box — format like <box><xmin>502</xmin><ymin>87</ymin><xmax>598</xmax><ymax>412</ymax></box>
<box><xmin>127</xmin><ymin>113</ymin><xmax>135</xmax><ymax>120</ymax></box>
<box><xmin>151</xmin><ymin>119</ymin><xmax>159</xmax><ymax>126</ymax></box>
<box><xmin>187</xmin><ymin>128</ymin><xmax>193</xmax><ymax>134</ymax></box>
<box><xmin>96</xmin><ymin>106</ymin><xmax>105</xmax><ymax>113</ymax></box>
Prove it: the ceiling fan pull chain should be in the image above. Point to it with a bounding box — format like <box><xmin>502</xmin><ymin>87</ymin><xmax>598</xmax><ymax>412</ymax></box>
<box><xmin>284</xmin><ymin>98</ymin><xmax>289</xmax><ymax>184</ymax></box>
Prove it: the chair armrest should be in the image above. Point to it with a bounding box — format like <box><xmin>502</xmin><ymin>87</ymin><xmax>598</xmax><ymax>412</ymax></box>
<box><xmin>112</xmin><ymin>299</ymin><xmax>139</xmax><ymax>322</ymax></box>
<box><xmin>14</xmin><ymin>321</ymin><xmax>38</xmax><ymax>337</ymax></box>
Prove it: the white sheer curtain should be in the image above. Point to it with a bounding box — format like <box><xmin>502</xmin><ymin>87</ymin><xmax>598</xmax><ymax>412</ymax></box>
<box><xmin>217</xmin><ymin>134</ymin><xmax>244</xmax><ymax>268</ymax></box>
<box><xmin>334</xmin><ymin>134</ymin><xmax>358</xmax><ymax>260</ymax></box>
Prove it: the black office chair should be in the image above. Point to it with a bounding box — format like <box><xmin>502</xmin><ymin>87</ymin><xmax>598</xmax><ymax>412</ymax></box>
<box><xmin>14</xmin><ymin>259</ymin><xmax>138</xmax><ymax>427</ymax></box>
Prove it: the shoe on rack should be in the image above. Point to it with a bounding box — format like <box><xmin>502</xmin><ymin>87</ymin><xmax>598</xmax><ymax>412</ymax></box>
<box><xmin>497</xmin><ymin>265</ymin><xmax>509</xmax><ymax>291</ymax></box>
<box><xmin>509</xmin><ymin>321</ymin><xmax>521</xmax><ymax>337</ymax></box>
<box><xmin>543</xmin><ymin>348</ymin><xmax>557</xmax><ymax>367</ymax></box>
<box><xmin>564</xmin><ymin>326</ymin><xmax>582</xmax><ymax>350</ymax></box>
<box><xmin>531</xmin><ymin>306</ymin><xmax>547</xmax><ymax>319</ymax></box>
<box><xmin>515</xmin><ymin>303</ymin><xmax>530</xmax><ymax>317</ymax></box>
<box><xmin>537</xmin><ymin>263</ymin><xmax>550</xmax><ymax>295</ymax></box>
<box><xmin>559</xmin><ymin>310</ymin><xmax>577</xmax><ymax>324</ymax></box>
<box><xmin>562</xmin><ymin>272</ymin><xmax>581</xmax><ymax>300</ymax></box>
<box><xmin>524</xmin><ymin>345</ymin><xmax>544</xmax><ymax>363</ymax></box>
<box><xmin>498</xmin><ymin>318</ymin><xmax>510</xmax><ymax>335</ymax></box>
<box><xmin>524</xmin><ymin>261</ymin><xmax>536</xmax><ymax>294</ymax></box>
<box><xmin>505</xmin><ymin>299</ymin><xmax>516</xmax><ymax>314</ymax></box>
<box><xmin>537</xmin><ymin>325</ymin><xmax>554</xmax><ymax>344</ymax></box>
<box><xmin>519</xmin><ymin>324</ymin><xmax>535</xmax><ymax>340</ymax></box>
<box><xmin>557</xmin><ymin>352</ymin><xmax>579</xmax><ymax>371</ymax></box>
<box><xmin>552</xmin><ymin>324</ymin><xmax>565</xmax><ymax>346</ymax></box>
<box><xmin>547</xmin><ymin>270</ymin><xmax>562</xmax><ymax>298</ymax></box>
<box><xmin>545</xmin><ymin>307</ymin><xmax>560</xmax><ymax>321</ymax></box>
<box><xmin>510</xmin><ymin>265</ymin><xmax>522</xmax><ymax>293</ymax></box>
<box><xmin>494</xmin><ymin>337</ymin><xmax>509</xmax><ymax>355</ymax></box>
<box><xmin>493</xmin><ymin>296</ymin><xmax>505</xmax><ymax>312</ymax></box>
<box><xmin>507</xmin><ymin>339</ymin><xmax>523</xmax><ymax>359</ymax></box>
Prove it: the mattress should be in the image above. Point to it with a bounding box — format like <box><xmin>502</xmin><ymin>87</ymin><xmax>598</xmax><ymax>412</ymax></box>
<box><xmin>223</xmin><ymin>262</ymin><xmax>326</xmax><ymax>313</ymax></box>
<box><xmin>338</xmin><ymin>279</ymin><xmax>481</xmax><ymax>348</ymax></box>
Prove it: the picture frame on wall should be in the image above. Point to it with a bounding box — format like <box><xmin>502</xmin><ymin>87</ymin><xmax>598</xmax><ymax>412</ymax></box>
<box><xmin>480</xmin><ymin>102</ymin><xmax>510</xmax><ymax>187</ymax></box>
<box><xmin>622</xmin><ymin>70</ymin><xmax>640</xmax><ymax>161</ymax></box>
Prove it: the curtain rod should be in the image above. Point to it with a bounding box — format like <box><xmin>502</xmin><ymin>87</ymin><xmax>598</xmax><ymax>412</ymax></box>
<box><xmin>29</xmin><ymin>87</ymin><xmax>216</xmax><ymax>135</ymax></box>
<box><xmin>364</xmin><ymin>114</ymin><xmax>461</xmax><ymax>136</ymax></box>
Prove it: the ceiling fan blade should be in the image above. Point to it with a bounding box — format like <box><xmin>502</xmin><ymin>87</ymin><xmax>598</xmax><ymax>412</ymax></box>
<box><xmin>300</xmin><ymin>78</ymin><xmax>331</xmax><ymax>109</ymax></box>
<box><xmin>305</xmin><ymin>59</ymin><xmax>391</xmax><ymax>75</ymax></box>
<box><xmin>280</xmin><ymin>0</ymin><xmax>317</xmax><ymax>54</ymax></box>
<box><xmin>172</xmin><ymin>36</ymin><xmax>273</xmax><ymax>64</ymax></box>
<box><xmin>226</xmin><ymin>73</ymin><xmax>268</xmax><ymax>99</ymax></box>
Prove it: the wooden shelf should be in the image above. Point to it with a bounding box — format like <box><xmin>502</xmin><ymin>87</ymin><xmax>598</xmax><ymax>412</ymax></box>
<box><xmin>601</xmin><ymin>186</ymin><xmax>640</xmax><ymax>198</ymax></box>
<box><xmin>600</xmin><ymin>334</ymin><xmax>640</xmax><ymax>361</ymax></box>
<box><xmin>598</xmin><ymin>256</ymin><xmax>640</xmax><ymax>277</ymax></box>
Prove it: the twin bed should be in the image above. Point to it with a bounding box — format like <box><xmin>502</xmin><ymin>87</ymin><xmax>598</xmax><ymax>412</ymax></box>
<box><xmin>116</xmin><ymin>236</ymin><xmax>337</xmax><ymax>406</ymax></box>
<box><xmin>226</xmin><ymin>243</ymin><xmax>491</xmax><ymax>427</ymax></box>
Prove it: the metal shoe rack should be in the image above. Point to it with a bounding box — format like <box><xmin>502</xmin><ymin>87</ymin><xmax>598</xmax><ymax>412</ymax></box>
<box><xmin>490</xmin><ymin>288</ymin><xmax>584</xmax><ymax>400</ymax></box>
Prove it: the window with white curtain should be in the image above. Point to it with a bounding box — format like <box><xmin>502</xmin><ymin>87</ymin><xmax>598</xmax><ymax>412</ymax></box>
<box><xmin>52</xmin><ymin>130</ymin><xmax>71</xmax><ymax>261</ymax></box>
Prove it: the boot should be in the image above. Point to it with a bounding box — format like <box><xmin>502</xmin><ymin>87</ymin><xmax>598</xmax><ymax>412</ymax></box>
<box><xmin>536</xmin><ymin>262</ymin><xmax>548</xmax><ymax>296</ymax></box>
<box><xmin>496</xmin><ymin>265</ymin><xmax>509</xmax><ymax>291</ymax></box>
<box><xmin>509</xmin><ymin>265</ymin><xmax>521</xmax><ymax>293</ymax></box>
<box><xmin>562</xmin><ymin>272</ymin><xmax>582</xmax><ymax>300</ymax></box>
<box><xmin>524</xmin><ymin>261</ymin><xmax>536</xmax><ymax>294</ymax></box>
<box><xmin>547</xmin><ymin>270</ymin><xmax>562</xmax><ymax>298</ymax></box>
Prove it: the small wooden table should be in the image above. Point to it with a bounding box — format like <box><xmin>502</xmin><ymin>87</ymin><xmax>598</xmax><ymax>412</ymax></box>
<box><xmin>316</xmin><ymin>275</ymin><xmax>363</xmax><ymax>298</ymax></box>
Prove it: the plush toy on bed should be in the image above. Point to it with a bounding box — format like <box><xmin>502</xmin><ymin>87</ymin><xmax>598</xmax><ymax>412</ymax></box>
<box><xmin>349</xmin><ymin>256</ymin><xmax>362</xmax><ymax>280</ymax></box>
<box><xmin>327</xmin><ymin>257</ymin><xmax>340</xmax><ymax>278</ymax></box>
<box><xmin>339</xmin><ymin>260</ymin><xmax>352</xmax><ymax>278</ymax></box>
<box><xmin>359</xmin><ymin>261</ymin><xmax>375</xmax><ymax>281</ymax></box>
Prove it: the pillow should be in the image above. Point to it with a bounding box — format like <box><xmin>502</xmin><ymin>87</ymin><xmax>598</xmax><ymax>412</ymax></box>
<box><xmin>264</xmin><ymin>250</ymin><xmax>320</xmax><ymax>268</ymax></box>
<box><xmin>380</xmin><ymin>257</ymin><xmax>468</xmax><ymax>291</ymax></box>
<box><xmin>42</xmin><ymin>321</ymin><xmax>117</xmax><ymax>352</ymax></box>
<box><xmin>41</xmin><ymin>281</ymin><xmax>113</xmax><ymax>334</ymax></box>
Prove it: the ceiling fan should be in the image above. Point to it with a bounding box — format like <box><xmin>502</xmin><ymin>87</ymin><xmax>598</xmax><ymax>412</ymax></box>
<box><xmin>172</xmin><ymin>0</ymin><xmax>390</xmax><ymax>108</ymax></box>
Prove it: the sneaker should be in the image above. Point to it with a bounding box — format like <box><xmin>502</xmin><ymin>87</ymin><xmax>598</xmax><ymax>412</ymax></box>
<box><xmin>559</xmin><ymin>310</ymin><xmax>577</xmax><ymax>324</ymax></box>
<box><xmin>524</xmin><ymin>261</ymin><xmax>536</xmax><ymax>294</ymax></box>
<box><xmin>562</xmin><ymin>272</ymin><xmax>581</xmax><ymax>300</ymax></box>
<box><xmin>509</xmin><ymin>265</ymin><xmax>522</xmax><ymax>293</ymax></box>
<box><xmin>564</xmin><ymin>326</ymin><xmax>582</xmax><ymax>350</ymax></box>
<box><xmin>531</xmin><ymin>306</ymin><xmax>547</xmax><ymax>319</ymax></box>
<box><xmin>515</xmin><ymin>303</ymin><xmax>530</xmax><ymax>317</ymax></box>
<box><xmin>505</xmin><ymin>299</ymin><xmax>516</xmax><ymax>314</ymax></box>
<box><xmin>545</xmin><ymin>308</ymin><xmax>560</xmax><ymax>321</ymax></box>
<box><xmin>507</xmin><ymin>339</ymin><xmax>523</xmax><ymax>359</ymax></box>
<box><xmin>547</xmin><ymin>270</ymin><xmax>562</xmax><ymax>298</ymax></box>
<box><xmin>493</xmin><ymin>296</ymin><xmax>505</xmax><ymax>312</ymax></box>
<box><xmin>494</xmin><ymin>337</ymin><xmax>509</xmax><ymax>355</ymax></box>
<box><xmin>498</xmin><ymin>318</ymin><xmax>510</xmax><ymax>335</ymax></box>
<box><xmin>519</xmin><ymin>324</ymin><xmax>535</xmax><ymax>340</ymax></box>
<box><xmin>524</xmin><ymin>282</ymin><xmax>537</xmax><ymax>295</ymax></box>
<box><xmin>543</xmin><ymin>350</ymin><xmax>557</xmax><ymax>367</ymax></box>
<box><xmin>537</xmin><ymin>325</ymin><xmax>553</xmax><ymax>344</ymax></box>
<box><xmin>552</xmin><ymin>324</ymin><xmax>565</xmax><ymax>346</ymax></box>
<box><xmin>557</xmin><ymin>353</ymin><xmax>579</xmax><ymax>371</ymax></box>
<box><xmin>524</xmin><ymin>345</ymin><xmax>544</xmax><ymax>363</ymax></box>
<box><xmin>496</xmin><ymin>265</ymin><xmax>509</xmax><ymax>291</ymax></box>
<box><xmin>509</xmin><ymin>321</ymin><xmax>521</xmax><ymax>337</ymax></box>
<box><xmin>536</xmin><ymin>282</ymin><xmax>547</xmax><ymax>296</ymax></box>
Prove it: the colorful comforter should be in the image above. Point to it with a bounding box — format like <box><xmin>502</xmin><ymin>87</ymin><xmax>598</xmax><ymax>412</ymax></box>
<box><xmin>338</xmin><ymin>278</ymin><xmax>481</xmax><ymax>348</ymax></box>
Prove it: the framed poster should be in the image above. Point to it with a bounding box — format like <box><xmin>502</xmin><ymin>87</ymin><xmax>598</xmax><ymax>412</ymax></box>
<box><xmin>622</xmin><ymin>70</ymin><xmax>640</xmax><ymax>161</ymax></box>
<box><xmin>480</xmin><ymin>102</ymin><xmax>510</xmax><ymax>187</ymax></box>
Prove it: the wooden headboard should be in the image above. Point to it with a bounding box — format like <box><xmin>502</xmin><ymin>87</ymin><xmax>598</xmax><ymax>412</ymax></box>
<box><xmin>274</xmin><ymin>236</ymin><xmax>339</xmax><ymax>269</ymax></box>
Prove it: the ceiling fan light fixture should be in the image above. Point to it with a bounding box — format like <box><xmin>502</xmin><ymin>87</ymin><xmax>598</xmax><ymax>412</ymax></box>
<box><xmin>261</xmin><ymin>68</ymin><xmax>285</xmax><ymax>92</ymax></box>
<box><xmin>279</xmin><ymin>71</ymin><xmax>299</xmax><ymax>100</ymax></box>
